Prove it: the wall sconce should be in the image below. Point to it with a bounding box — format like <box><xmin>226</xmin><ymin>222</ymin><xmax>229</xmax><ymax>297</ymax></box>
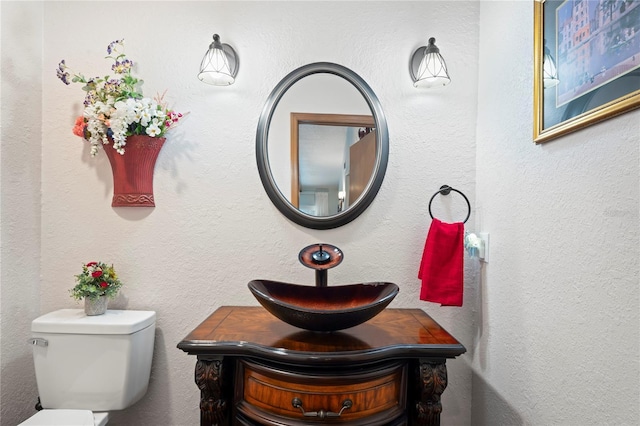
<box><xmin>543</xmin><ymin>39</ymin><xmax>559</xmax><ymax>89</ymax></box>
<box><xmin>198</xmin><ymin>34</ymin><xmax>239</xmax><ymax>86</ymax></box>
<box><xmin>410</xmin><ymin>37</ymin><xmax>451</xmax><ymax>88</ymax></box>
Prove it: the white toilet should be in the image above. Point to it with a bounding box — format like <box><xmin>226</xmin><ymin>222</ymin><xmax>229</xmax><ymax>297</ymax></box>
<box><xmin>20</xmin><ymin>309</ymin><xmax>156</xmax><ymax>426</ymax></box>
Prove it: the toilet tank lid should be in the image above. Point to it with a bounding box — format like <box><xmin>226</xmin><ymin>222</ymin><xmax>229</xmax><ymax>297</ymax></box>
<box><xmin>32</xmin><ymin>309</ymin><xmax>156</xmax><ymax>335</ymax></box>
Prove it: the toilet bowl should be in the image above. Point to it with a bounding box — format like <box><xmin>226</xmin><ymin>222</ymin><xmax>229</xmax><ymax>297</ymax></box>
<box><xmin>20</xmin><ymin>309</ymin><xmax>156</xmax><ymax>425</ymax></box>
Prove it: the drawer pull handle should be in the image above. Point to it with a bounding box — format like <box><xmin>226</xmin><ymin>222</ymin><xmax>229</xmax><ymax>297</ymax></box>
<box><xmin>291</xmin><ymin>398</ymin><xmax>353</xmax><ymax>419</ymax></box>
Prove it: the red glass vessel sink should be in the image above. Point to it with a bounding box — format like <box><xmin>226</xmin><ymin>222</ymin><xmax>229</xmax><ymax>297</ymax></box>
<box><xmin>247</xmin><ymin>279</ymin><xmax>399</xmax><ymax>332</ymax></box>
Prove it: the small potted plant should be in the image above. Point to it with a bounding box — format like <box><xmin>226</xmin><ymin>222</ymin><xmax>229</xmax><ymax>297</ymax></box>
<box><xmin>71</xmin><ymin>262</ymin><xmax>123</xmax><ymax>316</ymax></box>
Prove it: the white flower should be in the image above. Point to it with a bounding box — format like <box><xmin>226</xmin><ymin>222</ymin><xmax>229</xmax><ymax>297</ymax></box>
<box><xmin>145</xmin><ymin>118</ymin><xmax>162</xmax><ymax>137</ymax></box>
<box><xmin>139</xmin><ymin>109</ymin><xmax>152</xmax><ymax>127</ymax></box>
<box><xmin>155</xmin><ymin>108</ymin><xmax>166</xmax><ymax>122</ymax></box>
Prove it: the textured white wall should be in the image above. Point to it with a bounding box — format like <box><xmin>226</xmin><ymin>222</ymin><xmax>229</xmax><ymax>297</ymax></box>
<box><xmin>2</xmin><ymin>1</ymin><xmax>479</xmax><ymax>425</ymax></box>
<box><xmin>0</xmin><ymin>2</ymin><xmax>43</xmax><ymax>424</ymax></box>
<box><xmin>474</xmin><ymin>1</ymin><xmax>639</xmax><ymax>425</ymax></box>
<box><xmin>7</xmin><ymin>2</ymin><xmax>636</xmax><ymax>426</ymax></box>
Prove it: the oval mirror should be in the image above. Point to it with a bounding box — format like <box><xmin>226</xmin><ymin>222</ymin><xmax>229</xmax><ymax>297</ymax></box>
<box><xmin>256</xmin><ymin>62</ymin><xmax>389</xmax><ymax>229</ymax></box>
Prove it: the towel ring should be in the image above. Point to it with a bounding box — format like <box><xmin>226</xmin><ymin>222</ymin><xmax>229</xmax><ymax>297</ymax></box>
<box><xmin>428</xmin><ymin>185</ymin><xmax>471</xmax><ymax>224</ymax></box>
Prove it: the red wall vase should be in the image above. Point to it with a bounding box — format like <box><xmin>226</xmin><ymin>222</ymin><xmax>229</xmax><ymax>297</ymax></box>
<box><xmin>103</xmin><ymin>135</ymin><xmax>165</xmax><ymax>207</ymax></box>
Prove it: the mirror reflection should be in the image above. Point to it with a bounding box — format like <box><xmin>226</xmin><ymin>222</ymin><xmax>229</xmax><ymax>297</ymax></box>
<box><xmin>293</xmin><ymin>113</ymin><xmax>376</xmax><ymax>216</ymax></box>
<box><xmin>267</xmin><ymin>73</ymin><xmax>375</xmax><ymax>217</ymax></box>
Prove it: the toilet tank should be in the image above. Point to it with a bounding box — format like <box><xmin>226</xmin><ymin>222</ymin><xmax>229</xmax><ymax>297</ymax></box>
<box><xmin>31</xmin><ymin>309</ymin><xmax>156</xmax><ymax>411</ymax></box>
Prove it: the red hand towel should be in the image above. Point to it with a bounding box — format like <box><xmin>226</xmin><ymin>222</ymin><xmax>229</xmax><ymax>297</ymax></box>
<box><xmin>418</xmin><ymin>218</ymin><xmax>464</xmax><ymax>306</ymax></box>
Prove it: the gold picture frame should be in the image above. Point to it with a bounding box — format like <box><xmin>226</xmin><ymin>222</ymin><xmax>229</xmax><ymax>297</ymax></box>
<box><xmin>534</xmin><ymin>0</ymin><xmax>640</xmax><ymax>143</ymax></box>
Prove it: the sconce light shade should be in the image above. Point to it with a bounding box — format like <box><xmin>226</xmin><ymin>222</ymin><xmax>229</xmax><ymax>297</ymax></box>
<box><xmin>543</xmin><ymin>42</ymin><xmax>559</xmax><ymax>89</ymax></box>
<box><xmin>198</xmin><ymin>34</ymin><xmax>239</xmax><ymax>86</ymax></box>
<box><xmin>410</xmin><ymin>37</ymin><xmax>451</xmax><ymax>88</ymax></box>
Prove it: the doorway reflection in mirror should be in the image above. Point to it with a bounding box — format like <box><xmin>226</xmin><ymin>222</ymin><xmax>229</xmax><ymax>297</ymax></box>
<box><xmin>267</xmin><ymin>74</ymin><xmax>373</xmax><ymax>213</ymax></box>
<box><xmin>294</xmin><ymin>115</ymin><xmax>376</xmax><ymax>217</ymax></box>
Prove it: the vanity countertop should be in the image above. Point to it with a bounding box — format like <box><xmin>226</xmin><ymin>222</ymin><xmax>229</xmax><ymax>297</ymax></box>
<box><xmin>178</xmin><ymin>306</ymin><xmax>465</xmax><ymax>364</ymax></box>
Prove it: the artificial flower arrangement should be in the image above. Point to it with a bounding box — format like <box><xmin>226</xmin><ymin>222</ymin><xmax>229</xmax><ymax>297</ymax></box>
<box><xmin>57</xmin><ymin>39</ymin><xmax>185</xmax><ymax>157</ymax></box>
<box><xmin>71</xmin><ymin>261</ymin><xmax>123</xmax><ymax>301</ymax></box>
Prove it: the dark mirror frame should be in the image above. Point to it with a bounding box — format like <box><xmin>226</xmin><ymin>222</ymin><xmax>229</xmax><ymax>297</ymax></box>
<box><xmin>256</xmin><ymin>62</ymin><xmax>389</xmax><ymax>229</ymax></box>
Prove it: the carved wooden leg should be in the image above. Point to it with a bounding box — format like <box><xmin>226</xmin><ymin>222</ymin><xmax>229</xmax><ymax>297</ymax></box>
<box><xmin>415</xmin><ymin>360</ymin><xmax>448</xmax><ymax>426</ymax></box>
<box><xmin>195</xmin><ymin>358</ymin><xmax>228</xmax><ymax>426</ymax></box>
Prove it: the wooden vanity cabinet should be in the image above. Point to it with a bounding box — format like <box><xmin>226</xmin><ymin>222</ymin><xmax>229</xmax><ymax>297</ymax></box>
<box><xmin>178</xmin><ymin>307</ymin><xmax>465</xmax><ymax>426</ymax></box>
<box><xmin>235</xmin><ymin>358</ymin><xmax>407</xmax><ymax>425</ymax></box>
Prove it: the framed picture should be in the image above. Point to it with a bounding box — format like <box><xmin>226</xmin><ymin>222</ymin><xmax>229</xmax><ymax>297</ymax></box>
<box><xmin>534</xmin><ymin>0</ymin><xmax>640</xmax><ymax>143</ymax></box>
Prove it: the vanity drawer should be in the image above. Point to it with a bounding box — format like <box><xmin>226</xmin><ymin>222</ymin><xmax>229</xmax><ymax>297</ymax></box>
<box><xmin>234</xmin><ymin>359</ymin><xmax>407</xmax><ymax>425</ymax></box>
